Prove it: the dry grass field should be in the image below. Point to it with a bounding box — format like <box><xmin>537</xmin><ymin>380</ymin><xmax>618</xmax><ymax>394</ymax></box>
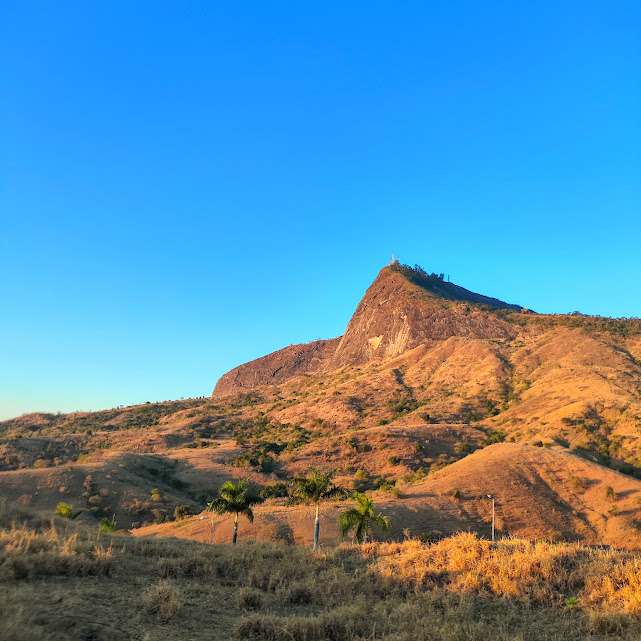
<box><xmin>3</xmin><ymin>498</ymin><xmax>641</xmax><ymax>641</ymax></box>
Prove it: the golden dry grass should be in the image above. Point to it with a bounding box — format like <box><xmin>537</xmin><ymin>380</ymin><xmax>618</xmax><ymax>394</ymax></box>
<box><xmin>3</xmin><ymin>498</ymin><xmax>641</xmax><ymax>640</ymax></box>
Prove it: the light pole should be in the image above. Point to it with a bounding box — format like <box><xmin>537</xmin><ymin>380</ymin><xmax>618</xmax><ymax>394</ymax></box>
<box><xmin>487</xmin><ymin>494</ymin><xmax>495</xmax><ymax>542</ymax></box>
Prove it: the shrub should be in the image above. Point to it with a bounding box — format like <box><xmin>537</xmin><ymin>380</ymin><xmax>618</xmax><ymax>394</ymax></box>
<box><xmin>55</xmin><ymin>502</ymin><xmax>82</xmax><ymax>520</ymax></box>
<box><xmin>454</xmin><ymin>441</ymin><xmax>471</xmax><ymax>454</ymax></box>
<box><xmin>259</xmin><ymin>482</ymin><xmax>289</xmax><ymax>500</ymax></box>
<box><xmin>99</xmin><ymin>517</ymin><xmax>116</xmax><ymax>533</ymax></box>
<box><xmin>387</xmin><ymin>456</ymin><xmax>400</xmax><ymax>466</ymax></box>
<box><xmin>256</xmin><ymin>523</ymin><xmax>294</xmax><ymax>545</ymax></box>
<box><xmin>569</xmin><ymin>475</ymin><xmax>586</xmax><ymax>491</ymax></box>
<box><xmin>236</xmin><ymin>587</ymin><xmax>264</xmax><ymax>611</ymax></box>
<box><xmin>174</xmin><ymin>505</ymin><xmax>190</xmax><ymax>520</ymax></box>
<box><xmin>152</xmin><ymin>509</ymin><xmax>167</xmax><ymax>524</ymax></box>
<box><xmin>142</xmin><ymin>580</ymin><xmax>182</xmax><ymax>621</ymax></box>
<box><xmin>546</xmin><ymin>530</ymin><xmax>565</xmax><ymax>543</ymax></box>
<box><xmin>484</xmin><ymin>430</ymin><xmax>506</xmax><ymax>445</ymax></box>
<box><xmin>605</xmin><ymin>485</ymin><xmax>617</xmax><ymax>500</ymax></box>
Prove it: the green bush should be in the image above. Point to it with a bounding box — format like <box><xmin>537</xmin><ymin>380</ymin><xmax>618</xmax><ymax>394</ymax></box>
<box><xmin>259</xmin><ymin>482</ymin><xmax>289</xmax><ymax>500</ymax></box>
<box><xmin>99</xmin><ymin>517</ymin><xmax>117</xmax><ymax>533</ymax></box>
<box><xmin>55</xmin><ymin>502</ymin><xmax>82</xmax><ymax>520</ymax></box>
<box><xmin>174</xmin><ymin>505</ymin><xmax>190</xmax><ymax>520</ymax></box>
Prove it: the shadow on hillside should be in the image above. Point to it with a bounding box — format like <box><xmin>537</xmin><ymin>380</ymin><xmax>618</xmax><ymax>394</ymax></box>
<box><xmin>382</xmin><ymin>501</ymin><xmax>494</xmax><ymax>541</ymax></box>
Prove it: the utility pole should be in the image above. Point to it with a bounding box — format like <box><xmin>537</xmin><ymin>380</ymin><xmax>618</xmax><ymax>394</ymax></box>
<box><xmin>487</xmin><ymin>494</ymin><xmax>495</xmax><ymax>542</ymax></box>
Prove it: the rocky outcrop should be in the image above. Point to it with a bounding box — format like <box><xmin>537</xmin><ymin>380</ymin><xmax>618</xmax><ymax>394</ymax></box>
<box><xmin>329</xmin><ymin>267</ymin><xmax>517</xmax><ymax>368</ymax></box>
<box><xmin>212</xmin><ymin>337</ymin><xmax>340</xmax><ymax>397</ymax></box>
<box><xmin>212</xmin><ymin>265</ymin><xmax>521</xmax><ymax>397</ymax></box>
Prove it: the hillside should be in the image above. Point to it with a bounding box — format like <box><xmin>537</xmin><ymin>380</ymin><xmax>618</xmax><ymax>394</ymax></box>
<box><xmin>213</xmin><ymin>264</ymin><xmax>521</xmax><ymax>397</ymax></box>
<box><xmin>136</xmin><ymin>443</ymin><xmax>641</xmax><ymax>549</ymax></box>
<box><xmin>1</xmin><ymin>262</ymin><xmax>641</xmax><ymax>548</ymax></box>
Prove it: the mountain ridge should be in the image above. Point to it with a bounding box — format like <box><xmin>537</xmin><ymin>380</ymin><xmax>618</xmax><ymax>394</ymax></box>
<box><xmin>2</xmin><ymin>263</ymin><xmax>641</xmax><ymax>549</ymax></box>
<box><xmin>213</xmin><ymin>264</ymin><xmax>525</xmax><ymax>397</ymax></box>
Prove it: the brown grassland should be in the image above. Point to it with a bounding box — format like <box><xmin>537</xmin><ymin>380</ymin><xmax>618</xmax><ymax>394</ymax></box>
<box><xmin>3</xmin><ymin>498</ymin><xmax>641</xmax><ymax>641</ymax></box>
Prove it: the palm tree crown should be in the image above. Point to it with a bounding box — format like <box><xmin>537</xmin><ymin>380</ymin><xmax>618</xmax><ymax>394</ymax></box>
<box><xmin>288</xmin><ymin>467</ymin><xmax>347</xmax><ymax>550</ymax></box>
<box><xmin>288</xmin><ymin>467</ymin><xmax>346</xmax><ymax>507</ymax></box>
<box><xmin>339</xmin><ymin>492</ymin><xmax>389</xmax><ymax>544</ymax></box>
<box><xmin>207</xmin><ymin>478</ymin><xmax>256</xmax><ymax>544</ymax></box>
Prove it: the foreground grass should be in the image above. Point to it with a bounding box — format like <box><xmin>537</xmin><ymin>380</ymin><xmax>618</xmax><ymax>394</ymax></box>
<box><xmin>1</xmin><ymin>499</ymin><xmax>641</xmax><ymax>640</ymax></box>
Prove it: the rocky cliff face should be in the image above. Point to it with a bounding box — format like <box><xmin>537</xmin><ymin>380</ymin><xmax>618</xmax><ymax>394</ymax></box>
<box><xmin>212</xmin><ymin>337</ymin><xmax>340</xmax><ymax>397</ymax></box>
<box><xmin>328</xmin><ymin>267</ymin><xmax>517</xmax><ymax>369</ymax></box>
<box><xmin>212</xmin><ymin>265</ymin><xmax>521</xmax><ymax>397</ymax></box>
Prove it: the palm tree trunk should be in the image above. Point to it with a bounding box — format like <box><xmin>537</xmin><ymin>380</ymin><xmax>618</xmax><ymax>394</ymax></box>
<box><xmin>232</xmin><ymin>513</ymin><xmax>238</xmax><ymax>545</ymax></box>
<box><xmin>313</xmin><ymin>503</ymin><xmax>320</xmax><ymax>551</ymax></box>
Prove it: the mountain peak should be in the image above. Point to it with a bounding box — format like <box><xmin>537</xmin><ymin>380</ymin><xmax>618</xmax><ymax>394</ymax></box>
<box><xmin>213</xmin><ymin>262</ymin><xmax>524</xmax><ymax>396</ymax></box>
<box><xmin>327</xmin><ymin>264</ymin><xmax>519</xmax><ymax>369</ymax></box>
<box><xmin>384</xmin><ymin>262</ymin><xmax>523</xmax><ymax>311</ymax></box>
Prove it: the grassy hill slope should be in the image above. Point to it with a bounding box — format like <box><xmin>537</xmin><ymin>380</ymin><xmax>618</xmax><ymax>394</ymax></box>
<box><xmin>1</xmin><ymin>266</ymin><xmax>640</xmax><ymax>546</ymax></box>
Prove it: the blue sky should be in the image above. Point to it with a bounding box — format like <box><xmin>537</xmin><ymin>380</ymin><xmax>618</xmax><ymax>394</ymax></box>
<box><xmin>1</xmin><ymin>2</ymin><xmax>640</xmax><ymax>419</ymax></box>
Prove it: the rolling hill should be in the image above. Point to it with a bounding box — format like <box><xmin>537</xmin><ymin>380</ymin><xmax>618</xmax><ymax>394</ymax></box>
<box><xmin>2</xmin><ymin>262</ymin><xmax>641</xmax><ymax>547</ymax></box>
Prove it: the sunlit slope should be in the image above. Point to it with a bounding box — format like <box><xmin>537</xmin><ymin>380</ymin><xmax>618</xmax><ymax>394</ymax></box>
<box><xmin>2</xmin><ymin>265</ymin><xmax>641</xmax><ymax>547</ymax></box>
<box><xmin>136</xmin><ymin>444</ymin><xmax>641</xmax><ymax>548</ymax></box>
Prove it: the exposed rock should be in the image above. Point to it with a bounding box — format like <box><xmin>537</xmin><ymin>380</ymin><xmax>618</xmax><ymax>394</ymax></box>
<box><xmin>212</xmin><ymin>265</ymin><xmax>521</xmax><ymax>396</ymax></box>
<box><xmin>213</xmin><ymin>337</ymin><xmax>340</xmax><ymax>397</ymax></box>
<box><xmin>329</xmin><ymin>267</ymin><xmax>517</xmax><ymax>368</ymax></box>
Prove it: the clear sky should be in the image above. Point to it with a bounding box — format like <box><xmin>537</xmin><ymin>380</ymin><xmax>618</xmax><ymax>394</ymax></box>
<box><xmin>1</xmin><ymin>2</ymin><xmax>640</xmax><ymax>420</ymax></box>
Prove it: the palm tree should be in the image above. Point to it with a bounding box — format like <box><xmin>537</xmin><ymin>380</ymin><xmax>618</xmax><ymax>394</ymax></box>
<box><xmin>339</xmin><ymin>492</ymin><xmax>389</xmax><ymax>544</ymax></box>
<box><xmin>207</xmin><ymin>478</ymin><xmax>256</xmax><ymax>544</ymax></box>
<box><xmin>288</xmin><ymin>467</ymin><xmax>347</xmax><ymax>550</ymax></box>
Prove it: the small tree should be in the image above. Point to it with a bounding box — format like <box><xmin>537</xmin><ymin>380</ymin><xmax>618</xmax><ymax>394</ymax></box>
<box><xmin>55</xmin><ymin>502</ymin><xmax>82</xmax><ymax>520</ymax></box>
<box><xmin>339</xmin><ymin>492</ymin><xmax>389</xmax><ymax>544</ymax></box>
<box><xmin>288</xmin><ymin>467</ymin><xmax>347</xmax><ymax>550</ymax></box>
<box><xmin>174</xmin><ymin>505</ymin><xmax>190</xmax><ymax>520</ymax></box>
<box><xmin>207</xmin><ymin>478</ymin><xmax>257</xmax><ymax>544</ymax></box>
<box><xmin>99</xmin><ymin>517</ymin><xmax>117</xmax><ymax>533</ymax></box>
